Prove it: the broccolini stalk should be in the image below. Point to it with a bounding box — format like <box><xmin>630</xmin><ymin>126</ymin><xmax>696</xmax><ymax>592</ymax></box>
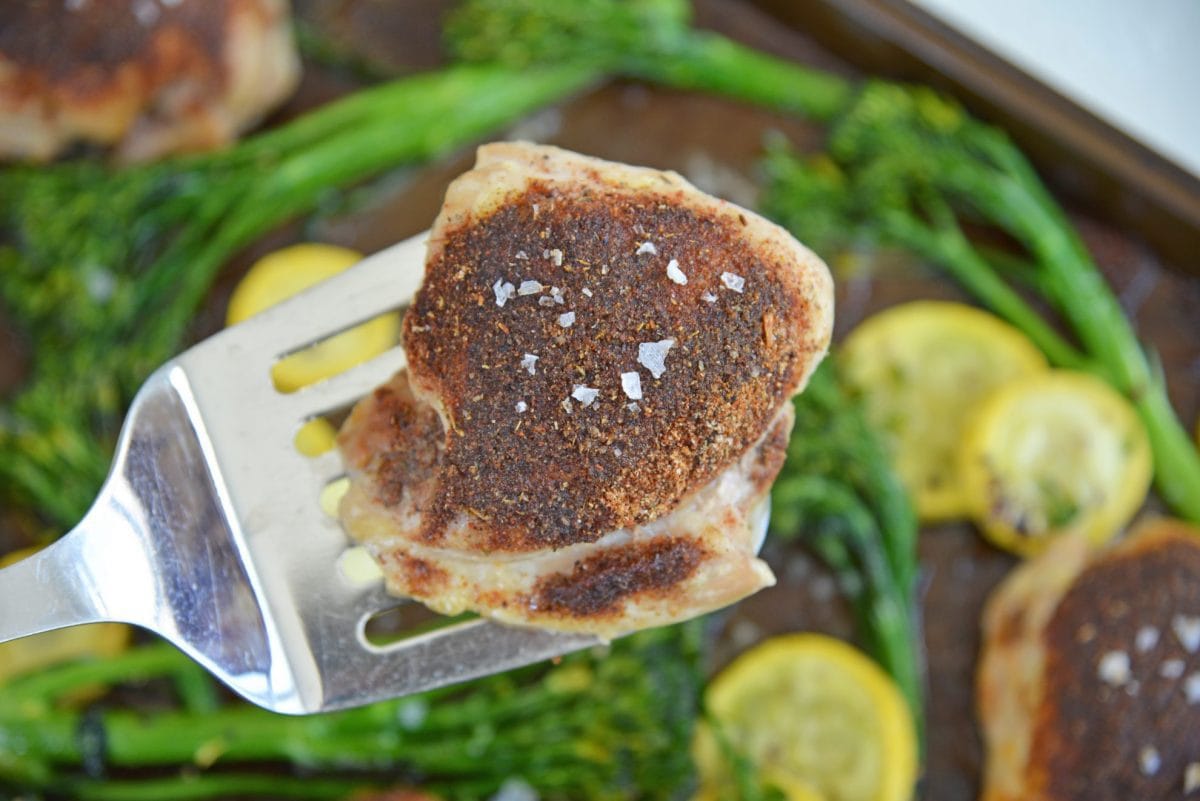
<box><xmin>0</xmin><ymin>63</ymin><xmax>597</xmax><ymax>528</ymax></box>
<box><xmin>761</xmin><ymin>82</ymin><xmax>1200</xmax><ymax>523</ymax></box>
<box><xmin>770</xmin><ymin>359</ymin><xmax>924</xmax><ymax>747</ymax></box>
<box><xmin>446</xmin><ymin>0</ymin><xmax>853</xmax><ymax>122</ymax></box>
<box><xmin>63</xmin><ymin>775</ymin><xmax>371</xmax><ymax>801</ymax></box>
<box><xmin>0</xmin><ymin>624</ymin><xmax>703</xmax><ymax>801</ymax></box>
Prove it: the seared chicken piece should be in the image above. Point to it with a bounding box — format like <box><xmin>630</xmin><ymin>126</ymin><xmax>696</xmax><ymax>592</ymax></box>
<box><xmin>338</xmin><ymin>142</ymin><xmax>833</xmax><ymax>639</ymax></box>
<box><xmin>979</xmin><ymin>518</ymin><xmax>1200</xmax><ymax>801</ymax></box>
<box><xmin>0</xmin><ymin>0</ymin><xmax>299</xmax><ymax>162</ymax></box>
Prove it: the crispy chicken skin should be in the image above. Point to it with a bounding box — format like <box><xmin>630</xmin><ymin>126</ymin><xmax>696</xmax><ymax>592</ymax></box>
<box><xmin>0</xmin><ymin>0</ymin><xmax>299</xmax><ymax>162</ymax></box>
<box><xmin>337</xmin><ymin>142</ymin><xmax>833</xmax><ymax>638</ymax></box>
<box><xmin>978</xmin><ymin>518</ymin><xmax>1200</xmax><ymax>801</ymax></box>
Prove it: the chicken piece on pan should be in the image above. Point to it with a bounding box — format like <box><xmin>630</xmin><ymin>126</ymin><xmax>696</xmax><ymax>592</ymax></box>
<box><xmin>0</xmin><ymin>0</ymin><xmax>299</xmax><ymax>162</ymax></box>
<box><xmin>978</xmin><ymin>517</ymin><xmax>1200</xmax><ymax>801</ymax></box>
<box><xmin>337</xmin><ymin>142</ymin><xmax>834</xmax><ymax>639</ymax></box>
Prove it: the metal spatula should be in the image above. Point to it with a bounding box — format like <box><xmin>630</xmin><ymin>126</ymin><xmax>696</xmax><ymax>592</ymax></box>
<box><xmin>0</xmin><ymin>232</ymin><xmax>768</xmax><ymax>714</ymax></box>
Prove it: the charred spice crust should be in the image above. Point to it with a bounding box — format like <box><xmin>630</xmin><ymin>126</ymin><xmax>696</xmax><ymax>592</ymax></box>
<box><xmin>404</xmin><ymin>181</ymin><xmax>815</xmax><ymax>551</ymax></box>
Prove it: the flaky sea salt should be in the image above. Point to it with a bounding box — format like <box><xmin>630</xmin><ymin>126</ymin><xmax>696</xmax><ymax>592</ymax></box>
<box><xmin>132</xmin><ymin>0</ymin><xmax>160</xmax><ymax>26</ymax></box>
<box><xmin>571</xmin><ymin>385</ymin><xmax>599</xmax><ymax>407</ymax></box>
<box><xmin>520</xmin><ymin>353</ymin><xmax>539</xmax><ymax>375</ymax></box>
<box><xmin>1185</xmin><ymin>763</ymin><xmax>1200</xmax><ymax>793</ymax></box>
<box><xmin>1136</xmin><ymin>626</ymin><xmax>1160</xmax><ymax>653</ymax></box>
<box><xmin>1185</xmin><ymin>673</ymin><xmax>1200</xmax><ymax>704</ymax></box>
<box><xmin>1173</xmin><ymin>614</ymin><xmax>1200</xmax><ymax>653</ymax></box>
<box><xmin>515</xmin><ymin>401</ymin><xmax>528</xmax><ymax>414</ymax></box>
<box><xmin>1161</xmin><ymin>659</ymin><xmax>1186</xmax><ymax>679</ymax></box>
<box><xmin>582</xmin><ymin>287</ymin><xmax>593</xmax><ymax>297</ymax></box>
<box><xmin>85</xmin><ymin>268</ymin><xmax>116</xmax><ymax>302</ymax></box>
<box><xmin>493</xmin><ymin>279</ymin><xmax>516</xmax><ymax>307</ymax></box>
<box><xmin>636</xmin><ymin>241</ymin><xmax>658</xmax><ymax>256</ymax></box>
<box><xmin>1139</xmin><ymin>746</ymin><xmax>1162</xmax><ymax>776</ymax></box>
<box><xmin>518</xmin><ymin>280</ymin><xmax>544</xmax><ymax>295</ymax></box>
<box><xmin>398</xmin><ymin>699</ymin><xmax>427</xmax><ymax>731</ymax></box>
<box><xmin>491</xmin><ymin>777</ymin><xmax>539</xmax><ymax>801</ymax></box>
<box><xmin>1098</xmin><ymin>650</ymin><xmax>1131</xmax><ymax>686</ymax></box>
<box><xmin>548</xmin><ymin>248</ymin><xmax>564</xmax><ymax>266</ymax></box>
<box><xmin>666</xmin><ymin>259</ymin><xmax>687</xmax><ymax>285</ymax></box>
<box><xmin>557</xmin><ymin>311</ymin><xmax>575</xmax><ymax>328</ymax></box>
<box><xmin>637</xmin><ymin>338</ymin><xmax>675</xmax><ymax>380</ymax></box>
<box><xmin>550</xmin><ymin>286</ymin><xmax>565</xmax><ymax>305</ymax></box>
<box><xmin>620</xmin><ymin>371</ymin><xmax>643</xmax><ymax>400</ymax></box>
<box><xmin>720</xmin><ymin>272</ymin><xmax>745</xmax><ymax>293</ymax></box>
<box><xmin>701</xmin><ymin>291</ymin><xmax>718</xmax><ymax>303</ymax></box>
<box><xmin>515</xmin><ymin>250</ymin><xmax>529</xmax><ymax>260</ymax></box>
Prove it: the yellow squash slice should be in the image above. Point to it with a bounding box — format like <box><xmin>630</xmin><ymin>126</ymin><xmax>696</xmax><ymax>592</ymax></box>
<box><xmin>960</xmin><ymin>370</ymin><xmax>1152</xmax><ymax>556</ymax></box>
<box><xmin>693</xmin><ymin>634</ymin><xmax>916</xmax><ymax>801</ymax></box>
<box><xmin>841</xmin><ymin>301</ymin><xmax>1047</xmax><ymax>521</ymax></box>
<box><xmin>227</xmin><ymin>243</ymin><xmax>400</xmax><ymax>394</ymax></box>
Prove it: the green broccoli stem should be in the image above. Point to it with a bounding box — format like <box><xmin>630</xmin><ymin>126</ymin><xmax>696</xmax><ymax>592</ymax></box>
<box><xmin>1</xmin><ymin>627</ymin><xmax>702</xmax><ymax>800</ymax></box>
<box><xmin>791</xmin><ymin>358</ymin><xmax>919</xmax><ymax>594</ymax></box>
<box><xmin>971</xmin><ymin>132</ymin><xmax>1148</xmax><ymax>379</ymax></box>
<box><xmin>171</xmin><ymin>660</ymin><xmax>221</xmax><ymax>714</ymax></box>
<box><xmin>7</xmin><ymin>707</ymin><xmax>615</xmax><ymax>770</ymax></box>
<box><xmin>770</xmin><ymin>361</ymin><xmax>924</xmax><ymax>749</ymax></box>
<box><xmin>7</xmin><ymin>657</ymin><xmax>585</xmax><ymax>770</ymax></box>
<box><xmin>62</xmin><ymin>774</ymin><xmax>371</xmax><ymax>801</ymax></box>
<box><xmin>446</xmin><ymin>0</ymin><xmax>852</xmax><ymax>123</ymax></box>
<box><xmin>1132</xmin><ymin>374</ymin><xmax>1200</xmax><ymax>522</ymax></box>
<box><xmin>628</xmin><ymin>33</ymin><xmax>853</xmax><ymax>122</ymax></box>
<box><xmin>777</xmin><ymin>476</ymin><xmax>921</xmax><ymax>722</ymax></box>
<box><xmin>881</xmin><ymin>207</ymin><xmax>1096</xmax><ymax>375</ymax></box>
